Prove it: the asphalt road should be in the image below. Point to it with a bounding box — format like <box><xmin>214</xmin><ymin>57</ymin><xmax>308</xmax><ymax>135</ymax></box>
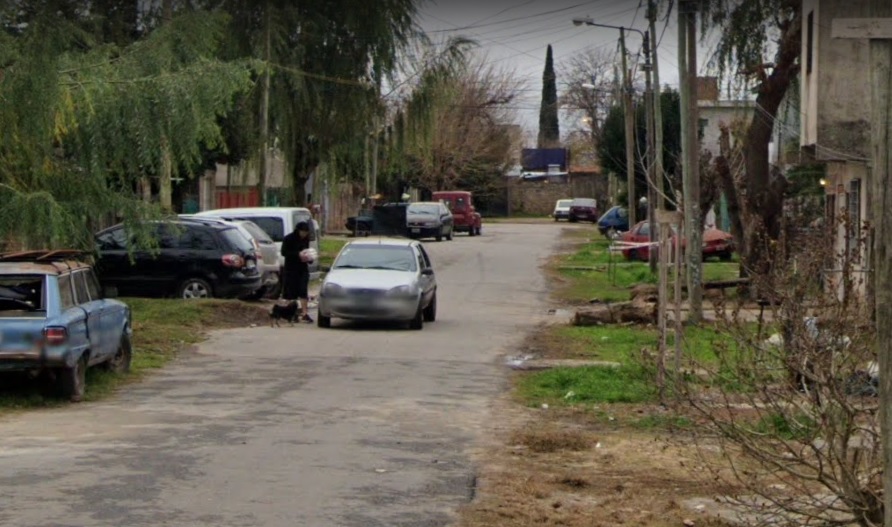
<box><xmin>0</xmin><ymin>222</ymin><xmax>559</xmax><ymax>527</ymax></box>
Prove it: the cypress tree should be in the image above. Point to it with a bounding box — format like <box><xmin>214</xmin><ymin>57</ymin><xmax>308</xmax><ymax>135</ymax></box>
<box><xmin>537</xmin><ymin>44</ymin><xmax>560</xmax><ymax>148</ymax></box>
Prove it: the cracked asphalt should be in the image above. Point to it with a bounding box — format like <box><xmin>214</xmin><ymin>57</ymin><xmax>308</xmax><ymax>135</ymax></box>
<box><xmin>0</xmin><ymin>223</ymin><xmax>558</xmax><ymax>527</ymax></box>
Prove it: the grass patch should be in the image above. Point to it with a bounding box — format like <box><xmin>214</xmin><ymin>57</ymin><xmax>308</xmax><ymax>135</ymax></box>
<box><xmin>319</xmin><ymin>237</ymin><xmax>348</xmax><ymax>270</ymax></box>
<box><xmin>0</xmin><ymin>298</ymin><xmax>267</xmax><ymax>412</ymax></box>
<box><xmin>517</xmin><ymin>365</ymin><xmax>656</xmax><ymax>405</ymax></box>
<box><xmin>752</xmin><ymin>413</ymin><xmax>817</xmax><ymax>441</ymax></box>
<box><xmin>548</xmin><ymin>325</ymin><xmax>658</xmax><ymax>362</ymax></box>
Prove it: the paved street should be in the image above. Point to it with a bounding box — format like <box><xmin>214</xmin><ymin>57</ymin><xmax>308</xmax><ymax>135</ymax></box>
<box><xmin>0</xmin><ymin>223</ymin><xmax>558</xmax><ymax>527</ymax></box>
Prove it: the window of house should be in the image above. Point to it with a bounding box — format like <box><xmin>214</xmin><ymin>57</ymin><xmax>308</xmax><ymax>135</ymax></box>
<box><xmin>698</xmin><ymin>118</ymin><xmax>708</xmax><ymax>141</ymax></box>
<box><xmin>807</xmin><ymin>11</ymin><xmax>814</xmax><ymax>75</ymax></box>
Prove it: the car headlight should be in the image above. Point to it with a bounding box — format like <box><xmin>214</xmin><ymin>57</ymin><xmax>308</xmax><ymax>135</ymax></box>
<box><xmin>386</xmin><ymin>285</ymin><xmax>417</xmax><ymax>298</ymax></box>
<box><xmin>322</xmin><ymin>282</ymin><xmax>344</xmax><ymax>297</ymax></box>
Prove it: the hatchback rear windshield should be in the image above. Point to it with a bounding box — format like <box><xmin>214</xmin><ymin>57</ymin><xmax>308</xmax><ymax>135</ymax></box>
<box><xmin>219</xmin><ymin>228</ymin><xmax>255</xmax><ymax>254</ymax></box>
<box><xmin>232</xmin><ymin>216</ymin><xmax>284</xmax><ymax>242</ymax></box>
<box><xmin>572</xmin><ymin>198</ymin><xmax>596</xmax><ymax>207</ymax></box>
<box><xmin>0</xmin><ymin>275</ymin><xmax>45</xmax><ymax>314</ymax></box>
<box><xmin>407</xmin><ymin>204</ymin><xmax>439</xmax><ymax>215</ymax></box>
<box><xmin>333</xmin><ymin>245</ymin><xmax>417</xmax><ymax>272</ymax></box>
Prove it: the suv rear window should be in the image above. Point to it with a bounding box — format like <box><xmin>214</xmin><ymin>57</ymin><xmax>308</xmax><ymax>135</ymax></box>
<box><xmin>219</xmin><ymin>227</ymin><xmax>255</xmax><ymax>254</ymax></box>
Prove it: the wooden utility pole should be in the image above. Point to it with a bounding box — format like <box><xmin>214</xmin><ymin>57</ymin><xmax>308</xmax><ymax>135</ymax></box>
<box><xmin>834</xmin><ymin>9</ymin><xmax>892</xmax><ymax>526</ymax></box>
<box><xmin>258</xmin><ymin>2</ymin><xmax>272</xmax><ymax>207</ymax></box>
<box><xmin>620</xmin><ymin>29</ymin><xmax>636</xmax><ymax>226</ymax></box>
<box><xmin>159</xmin><ymin>0</ymin><xmax>175</xmax><ymax>211</ymax></box>
<box><xmin>643</xmin><ymin>32</ymin><xmax>657</xmax><ymax>273</ymax></box>
<box><xmin>678</xmin><ymin>0</ymin><xmax>703</xmax><ymax>323</ymax></box>
<box><xmin>649</xmin><ymin>0</ymin><xmax>664</xmax><ymax>210</ymax></box>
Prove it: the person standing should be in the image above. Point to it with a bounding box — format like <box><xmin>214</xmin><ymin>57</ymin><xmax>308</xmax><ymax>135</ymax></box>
<box><xmin>280</xmin><ymin>221</ymin><xmax>314</xmax><ymax>323</ymax></box>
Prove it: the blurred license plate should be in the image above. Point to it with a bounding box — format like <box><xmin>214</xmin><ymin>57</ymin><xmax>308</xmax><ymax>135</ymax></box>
<box><xmin>411</xmin><ymin>228</ymin><xmax>421</xmax><ymax>233</ymax></box>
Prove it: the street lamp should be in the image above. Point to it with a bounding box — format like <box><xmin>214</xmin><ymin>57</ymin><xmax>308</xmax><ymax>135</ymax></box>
<box><xmin>573</xmin><ymin>16</ymin><xmax>657</xmax><ymax>270</ymax></box>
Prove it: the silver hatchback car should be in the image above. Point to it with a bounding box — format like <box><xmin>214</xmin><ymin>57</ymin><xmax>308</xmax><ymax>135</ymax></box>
<box><xmin>317</xmin><ymin>238</ymin><xmax>437</xmax><ymax>330</ymax></box>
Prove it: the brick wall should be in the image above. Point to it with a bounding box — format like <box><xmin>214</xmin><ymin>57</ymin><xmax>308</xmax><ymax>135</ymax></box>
<box><xmin>507</xmin><ymin>175</ymin><xmax>609</xmax><ymax>216</ymax></box>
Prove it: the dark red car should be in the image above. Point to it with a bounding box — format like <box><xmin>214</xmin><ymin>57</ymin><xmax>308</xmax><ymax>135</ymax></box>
<box><xmin>432</xmin><ymin>190</ymin><xmax>483</xmax><ymax>236</ymax></box>
<box><xmin>568</xmin><ymin>198</ymin><xmax>598</xmax><ymax>223</ymax></box>
<box><xmin>619</xmin><ymin>221</ymin><xmax>735</xmax><ymax>261</ymax></box>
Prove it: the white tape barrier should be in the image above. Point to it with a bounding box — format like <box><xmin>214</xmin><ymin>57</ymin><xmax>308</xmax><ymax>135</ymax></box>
<box><xmin>608</xmin><ymin>240</ymin><xmax>660</xmax><ymax>252</ymax></box>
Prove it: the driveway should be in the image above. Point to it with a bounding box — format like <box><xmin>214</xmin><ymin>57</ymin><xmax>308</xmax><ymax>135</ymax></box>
<box><xmin>0</xmin><ymin>223</ymin><xmax>560</xmax><ymax>527</ymax></box>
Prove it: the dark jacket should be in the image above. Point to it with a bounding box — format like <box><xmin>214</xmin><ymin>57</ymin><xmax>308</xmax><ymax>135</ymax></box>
<box><xmin>281</xmin><ymin>231</ymin><xmax>310</xmax><ymax>275</ymax></box>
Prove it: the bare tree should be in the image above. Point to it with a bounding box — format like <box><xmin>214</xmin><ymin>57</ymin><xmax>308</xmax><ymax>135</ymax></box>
<box><xmin>559</xmin><ymin>48</ymin><xmax>616</xmax><ymax>146</ymax></box>
<box><xmin>397</xmin><ymin>54</ymin><xmax>524</xmax><ymax>192</ymax></box>
<box><xmin>680</xmin><ymin>219</ymin><xmax>880</xmax><ymax>526</ymax></box>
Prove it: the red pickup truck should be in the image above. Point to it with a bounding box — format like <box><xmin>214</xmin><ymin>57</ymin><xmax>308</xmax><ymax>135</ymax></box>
<box><xmin>431</xmin><ymin>190</ymin><xmax>482</xmax><ymax>236</ymax></box>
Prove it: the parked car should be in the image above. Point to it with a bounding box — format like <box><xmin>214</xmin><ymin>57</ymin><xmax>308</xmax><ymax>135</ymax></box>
<box><xmin>432</xmin><ymin>191</ymin><xmax>482</xmax><ymax>236</ymax></box>
<box><xmin>194</xmin><ymin>206</ymin><xmax>321</xmax><ymax>271</ymax></box>
<box><xmin>0</xmin><ymin>250</ymin><xmax>132</xmax><ymax>402</ymax></box>
<box><xmin>597</xmin><ymin>206</ymin><xmax>630</xmax><ymax>238</ymax></box>
<box><xmin>345</xmin><ymin>212</ymin><xmax>373</xmax><ymax>236</ymax></box>
<box><xmin>407</xmin><ymin>201</ymin><xmax>454</xmax><ymax>241</ymax></box>
<box><xmin>95</xmin><ymin>220</ymin><xmax>261</xmax><ymax>299</ymax></box>
<box><xmin>317</xmin><ymin>238</ymin><xmax>437</xmax><ymax>330</ymax></box>
<box><xmin>568</xmin><ymin>198</ymin><xmax>598</xmax><ymax>223</ymax></box>
<box><xmin>619</xmin><ymin>221</ymin><xmax>735</xmax><ymax>261</ymax></box>
<box><xmin>552</xmin><ymin>199</ymin><xmax>573</xmax><ymax>221</ymax></box>
<box><xmin>179</xmin><ymin>215</ymin><xmax>279</xmax><ymax>298</ymax></box>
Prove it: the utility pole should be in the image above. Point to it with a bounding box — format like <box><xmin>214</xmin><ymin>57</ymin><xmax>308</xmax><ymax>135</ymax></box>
<box><xmin>678</xmin><ymin>0</ymin><xmax>703</xmax><ymax>323</ymax></box>
<box><xmin>620</xmin><ymin>29</ymin><xmax>636</xmax><ymax>226</ymax></box>
<box><xmin>834</xmin><ymin>9</ymin><xmax>892</xmax><ymax>526</ymax></box>
<box><xmin>258</xmin><ymin>1</ymin><xmax>271</xmax><ymax>207</ymax></box>
<box><xmin>649</xmin><ymin>0</ymin><xmax>664</xmax><ymax>209</ymax></box>
<box><xmin>158</xmin><ymin>0</ymin><xmax>175</xmax><ymax>211</ymax></box>
<box><xmin>643</xmin><ymin>32</ymin><xmax>657</xmax><ymax>273</ymax></box>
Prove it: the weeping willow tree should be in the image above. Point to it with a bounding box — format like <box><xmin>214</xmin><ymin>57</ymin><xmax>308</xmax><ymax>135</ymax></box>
<box><xmin>201</xmin><ymin>0</ymin><xmax>421</xmax><ymax>205</ymax></box>
<box><xmin>0</xmin><ymin>7</ymin><xmax>255</xmax><ymax>250</ymax></box>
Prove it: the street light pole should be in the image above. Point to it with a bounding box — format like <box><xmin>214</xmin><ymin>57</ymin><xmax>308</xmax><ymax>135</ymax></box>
<box><xmin>573</xmin><ymin>17</ymin><xmax>649</xmax><ymax>228</ymax></box>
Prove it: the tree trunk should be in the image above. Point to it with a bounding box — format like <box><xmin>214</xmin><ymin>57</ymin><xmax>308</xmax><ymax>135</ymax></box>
<box><xmin>716</xmin><ymin>125</ymin><xmax>746</xmax><ymax>258</ymax></box>
<box><xmin>739</xmin><ymin>15</ymin><xmax>800</xmax><ymax>278</ymax></box>
<box><xmin>257</xmin><ymin>2</ymin><xmax>271</xmax><ymax>207</ymax></box>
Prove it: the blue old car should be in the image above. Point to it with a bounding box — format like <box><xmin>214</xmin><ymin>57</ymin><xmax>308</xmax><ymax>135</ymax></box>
<box><xmin>0</xmin><ymin>251</ymin><xmax>132</xmax><ymax>402</ymax></box>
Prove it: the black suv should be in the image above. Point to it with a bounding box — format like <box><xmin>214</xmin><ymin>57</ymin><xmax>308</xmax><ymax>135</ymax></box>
<box><xmin>95</xmin><ymin>220</ymin><xmax>261</xmax><ymax>299</ymax></box>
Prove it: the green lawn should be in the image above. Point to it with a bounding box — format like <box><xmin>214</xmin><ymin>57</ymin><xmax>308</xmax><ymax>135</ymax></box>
<box><xmin>554</xmin><ymin>236</ymin><xmax>740</xmax><ymax>303</ymax></box>
<box><xmin>0</xmin><ymin>298</ymin><xmax>266</xmax><ymax>412</ymax></box>
<box><xmin>319</xmin><ymin>236</ymin><xmax>348</xmax><ymax>270</ymax></box>
<box><xmin>516</xmin><ymin>230</ymin><xmax>749</xmax><ymax>415</ymax></box>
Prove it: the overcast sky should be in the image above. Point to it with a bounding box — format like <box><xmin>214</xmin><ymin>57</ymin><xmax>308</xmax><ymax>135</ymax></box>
<box><xmin>417</xmin><ymin>0</ymin><xmax>720</xmax><ymax>145</ymax></box>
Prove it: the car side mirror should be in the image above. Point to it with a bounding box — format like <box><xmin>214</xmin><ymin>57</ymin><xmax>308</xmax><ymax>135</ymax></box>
<box><xmin>421</xmin><ymin>268</ymin><xmax>434</xmax><ymax>276</ymax></box>
<box><xmin>103</xmin><ymin>286</ymin><xmax>119</xmax><ymax>299</ymax></box>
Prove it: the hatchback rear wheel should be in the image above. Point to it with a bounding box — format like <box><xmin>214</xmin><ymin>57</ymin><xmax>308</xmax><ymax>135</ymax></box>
<box><xmin>178</xmin><ymin>277</ymin><xmax>212</xmax><ymax>299</ymax></box>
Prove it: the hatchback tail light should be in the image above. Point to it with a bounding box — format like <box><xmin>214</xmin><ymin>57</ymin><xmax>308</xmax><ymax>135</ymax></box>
<box><xmin>222</xmin><ymin>254</ymin><xmax>245</xmax><ymax>268</ymax></box>
<box><xmin>44</xmin><ymin>327</ymin><xmax>68</xmax><ymax>346</ymax></box>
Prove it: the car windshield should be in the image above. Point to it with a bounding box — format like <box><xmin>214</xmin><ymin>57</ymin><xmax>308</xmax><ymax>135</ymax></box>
<box><xmin>0</xmin><ymin>275</ymin><xmax>45</xmax><ymax>313</ymax></box>
<box><xmin>572</xmin><ymin>199</ymin><xmax>596</xmax><ymax>207</ymax></box>
<box><xmin>333</xmin><ymin>245</ymin><xmax>418</xmax><ymax>272</ymax></box>
<box><xmin>407</xmin><ymin>204</ymin><xmax>439</xmax><ymax>215</ymax></box>
<box><xmin>229</xmin><ymin>216</ymin><xmax>284</xmax><ymax>242</ymax></box>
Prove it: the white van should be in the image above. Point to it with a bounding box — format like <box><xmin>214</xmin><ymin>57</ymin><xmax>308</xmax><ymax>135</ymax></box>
<box><xmin>194</xmin><ymin>207</ymin><xmax>322</xmax><ymax>291</ymax></box>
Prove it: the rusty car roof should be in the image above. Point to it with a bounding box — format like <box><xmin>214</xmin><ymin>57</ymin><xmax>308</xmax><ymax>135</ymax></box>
<box><xmin>0</xmin><ymin>251</ymin><xmax>92</xmax><ymax>275</ymax></box>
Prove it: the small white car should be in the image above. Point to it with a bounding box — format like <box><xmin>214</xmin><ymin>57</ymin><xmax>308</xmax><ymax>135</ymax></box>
<box><xmin>317</xmin><ymin>238</ymin><xmax>437</xmax><ymax>330</ymax></box>
<box><xmin>552</xmin><ymin>199</ymin><xmax>573</xmax><ymax>221</ymax></box>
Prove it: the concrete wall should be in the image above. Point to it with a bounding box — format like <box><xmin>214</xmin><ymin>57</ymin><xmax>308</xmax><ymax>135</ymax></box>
<box><xmin>507</xmin><ymin>175</ymin><xmax>609</xmax><ymax>216</ymax></box>
<box><xmin>801</xmin><ymin>0</ymin><xmax>871</xmax><ymax>159</ymax></box>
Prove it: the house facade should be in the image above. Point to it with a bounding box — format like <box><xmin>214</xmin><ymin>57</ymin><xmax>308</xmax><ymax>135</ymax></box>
<box><xmin>800</xmin><ymin>0</ymin><xmax>871</xmax><ymax>300</ymax></box>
